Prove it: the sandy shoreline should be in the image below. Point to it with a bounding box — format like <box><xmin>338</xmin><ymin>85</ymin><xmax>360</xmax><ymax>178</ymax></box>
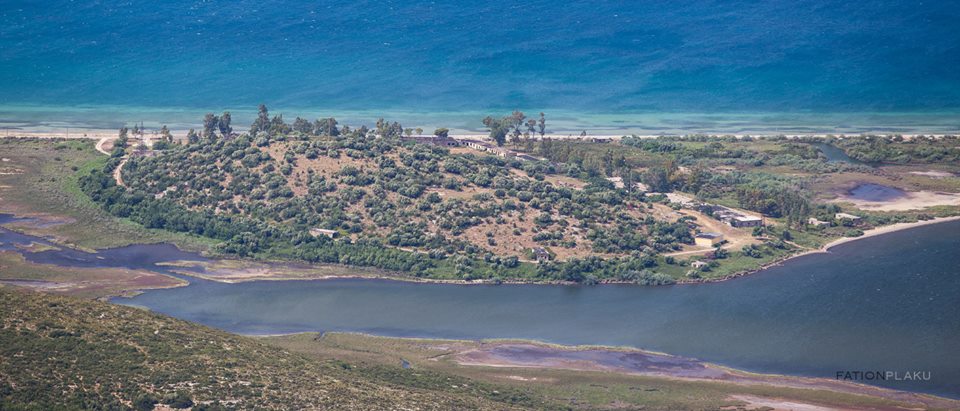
<box><xmin>836</xmin><ymin>192</ymin><xmax>960</xmax><ymax>211</ymax></box>
<box><xmin>255</xmin><ymin>331</ymin><xmax>959</xmax><ymax>409</ymax></box>
<box><xmin>5</xmin><ymin>205</ymin><xmax>960</xmax><ymax>292</ymax></box>
<box><xmin>111</xmin><ymin>215</ymin><xmax>960</xmax><ymax>289</ymax></box>
<box><xmin>452</xmin><ymin>342</ymin><xmax>959</xmax><ymax>409</ymax></box>
<box><xmin>172</xmin><ymin>215</ymin><xmax>960</xmax><ymax>289</ymax></box>
<box><xmin>5</xmin><ymin>129</ymin><xmax>960</xmax><ymax>141</ymax></box>
<box><xmin>674</xmin><ymin>215</ymin><xmax>960</xmax><ymax>285</ymax></box>
<box><xmin>820</xmin><ymin>215</ymin><xmax>960</xmax><ymax>252</ymax></box>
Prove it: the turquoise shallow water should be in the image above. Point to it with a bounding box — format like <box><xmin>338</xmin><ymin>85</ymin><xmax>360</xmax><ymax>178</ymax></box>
<box><xmin>2</xmin><ymin>1</ymin><xmax>960</xmax><ymax>134</ymax></box>
<box><xmin>2</xmin><ymin>105</ymin><xmax>959</xmax><ymax>135</ymax></box>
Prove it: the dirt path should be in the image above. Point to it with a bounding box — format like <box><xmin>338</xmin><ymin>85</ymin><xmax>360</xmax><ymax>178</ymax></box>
<box><xmin>94</xmin><ymin>136</ymin><xmax>114</xmax><ymax>155</ymax></box>
<box><xmin>657</xmin><ymin>204</ymin><xmax>762</xmax><ymax>257</ymax></box>
<box><xmin>666</xmin><ymin>248</ymin><xmax>720</xmax><ymax>257</ymax></box>
<box><xmin>113</xmin><ymin>157</ymin><xmax>128</xmax><ymax>187</ymax></box>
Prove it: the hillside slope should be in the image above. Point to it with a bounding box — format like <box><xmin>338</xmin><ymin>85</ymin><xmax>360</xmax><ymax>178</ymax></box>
<box><xmin>81</xmin><ymin>112</ymin><xmax>693</xmax><ymax>284</ymax></box>
<box><xmin>0</xmin><ymin>287</ymin><xmax>530</xmax><ymax>410</ymax></box>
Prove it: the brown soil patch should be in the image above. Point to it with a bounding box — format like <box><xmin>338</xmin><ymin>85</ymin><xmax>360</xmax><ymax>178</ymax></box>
<box><xmin>160</xmin><ymin>259</ymin><xmax>394</xmax><ymax>283</ymax></box>
<box><xmin>425</xmin><ymin>186</ymin><xmax>495</xmax><ymax>200</ymax></box>
<box><xmin>908</xmin><ymin>170</ymin><xmax>955</xmax><ymax>178</ymax></box>
<box><xmin>458</xmin><ymin>210</ymin><xmax>598</xmax><ymax>261</ymax></box>
<box><xmin>831</xmin><ymin>190</ymin><xmax>960</xmax><ymax>211</ymax></box>
<box><xmin>446</xmin><ymin>147</ymin><xmax>478</xmax><ymax>156</ymax></box>
<box><xmin>508</xmin><ymin>169</ymin><xmax>587</xmax><ymax>190</ymax></box>
<box><xmin>728</xmin><ymin>395</ymin><xmax>869</xmax><ymax>411</ymax></box>
<box><xmin>262</xmin><ymin>142</ymin><xmax>376</xmax><ymax>197</ymax></box>
<box><xmin>649</xmin><ymin>203</ymin><xmax>761</xmax><ymax>256</ymax></box>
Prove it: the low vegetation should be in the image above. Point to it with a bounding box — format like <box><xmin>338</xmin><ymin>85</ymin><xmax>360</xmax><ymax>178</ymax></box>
<box><xmin>1</xmin><ymin>287</ymin><xmax>941</xmax><ymax>410</ymax></box>
<box><xmin>831</xmin><ymin>134</ymin><xmax>960</xmax><ymax>164</ymax></box>
<box><xmin>6</xmin><ymin>118</ymin><xmax>958</xmax><ymax>285</ymax></box>
<box><xmin>80</xmin><ymin>107</ymin><xmax>700</xmax><ymax>283</ymax></box>
<box><xmin>0</xmin><ymin>138</ymin><xmax>213</xmax><ymax>251</ymax></box>
<box><xmin>0</xmin><ymin>287</ymin><xmax>536</xmax><ymax>410</ymax></box>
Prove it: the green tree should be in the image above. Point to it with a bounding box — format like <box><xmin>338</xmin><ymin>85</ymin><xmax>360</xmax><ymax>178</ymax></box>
<box><xmin>642</xmin><ymin>167</ymin><xmax>672</xmax><ymax>192</ymax></box>
<box><xmin>218</xmin><ymin>111</ymin><xmax>232</xmax><ymax>136</ymax></box>
<box><xmin>159</xmin><ymin>125</ymin><xmax>173</xmax><ymax>142</ymax></box>
<box><xmin>482</xmin><ymin>116</ymin><xmax>508</xmax><ymax>146</ymax></box>
<box><xmin>250</xmin><ymin>104</ymin><xmax>270</xmax><ymax>135</ymax></box>
<box><xmin>505</xmin><ymin>111</ymin><xmax>526</xmax><ymax>145</ymax></box>
<box><xmin>134</xmin><ymin>394</ymin><xmax>159</xmax><ymax>411</ymax></box>
<box><xmin>434</xmin><ymin>128</ymin><xmax>450</xmax><ymax>138</ymax></box>
<box><xmin>293</xmin><ymin>117</ymin><xmax>312</xmax><ymax>134</ymax></box>
<box><xmin>313</xmin><ymin>117</ymin><xmax>339</xmax><ymax>136</ymax></box>
<box><xmin>538</xmin><ymin>112</ymin><xmax>546</xmax><ymax>137</ymax></box>
<box><xmin>202</xmin><ymin>113</ymin><xmax>219</xmax><ymax>139</ymax></box>
<box><xmin>268</xmin><ymin>113</ymin><xmax>290</xmax><ymax>135</ymax></box>
<box><xmin>186</xmin><ymin>128</ymin><xmax>199</xmax><ymax>144</ymax></box>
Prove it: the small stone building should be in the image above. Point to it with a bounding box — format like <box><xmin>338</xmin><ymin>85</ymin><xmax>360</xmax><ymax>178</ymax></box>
<box><xmin>694</xmin><ymin>232</ymin><xmax>724</xmax><ymax>247</ymax></box>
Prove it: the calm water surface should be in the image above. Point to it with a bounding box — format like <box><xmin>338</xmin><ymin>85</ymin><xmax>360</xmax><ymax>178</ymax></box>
<box><xmin>3</xmin><ymin>1</ymin><xmax>960</xmax><ymax>134</ymax></box>
<box><xmin>2</xmin><ymin>215</ymin><xmax>959</xmax><ymax>397</ymax></box>
<box><xmin>813</xmin><ymin>142</ymin><xmax>868</xmax><ymax>165</ymax></box>
<box><xmin>848</xmin><ymin>183</ymin><xmax>907</xmax><ymax>202</ymax></box>
<box><xmin>121</xmin><ymin>221</ymin><xmax>960</xmax><ymax>398</ymax></box>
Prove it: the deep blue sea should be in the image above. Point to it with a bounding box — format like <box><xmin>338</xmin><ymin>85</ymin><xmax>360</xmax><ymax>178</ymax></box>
<box><xmin>2</xmin><ymin>0</ymin><xmax>960</xmax><ymax>134</ymax></box>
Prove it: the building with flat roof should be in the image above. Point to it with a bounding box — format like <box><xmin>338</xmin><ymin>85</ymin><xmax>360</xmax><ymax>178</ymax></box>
<box><xmin>400</xmin><ymin>135</ymin><xmax>460</xmax><ymax>147</ymax></box>
<box><xmin>808</xmin><ymin>217</ymin><xmax>831</xmax><ymax>227</ymax></box>
<box><xmin>460</xmin><ymin>139</ymin><xmax>495</xmax><ymax>151</ymax></box>
<box><xmin>711</xmin><ymin>206</ymin><xmax>763</xmax><ymax>228</ymax></box>
<box><xmin>487</xmin><ymin>146</ymin><xmax>516</xmax><ymax>158</ymax></box>
<box><xmin>309</xmin><ymin>228</ymin><xmax>339</xmax><ymax>239</ymax></box>
<box><xmin>694</xmin><ymin>232</ymin><xmax>725</xmax><ymax>247</ymax></box>
<box><xmin>835</xmin><ymin>212</ymin><xmax>862</xmax><ymax>221</ymax></box>
<box><xmin>728</xmin><ymin>215</ymin><xmax>763</xmax><ymax>228</ymax></box>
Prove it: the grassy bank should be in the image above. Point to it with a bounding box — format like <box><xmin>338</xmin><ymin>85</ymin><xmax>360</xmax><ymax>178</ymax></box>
<box><xmin>2</xmin><ymin>286</ymin><xmax>949</xmax><ymax>410</ymax></box>
<box><xmin>0</xmin><ymin>287</ymin><xmax>531</xmax><ymax>410</ymax></box>
<box><xmin>265</xmin><ymin>332</ymin><xmax>951</xmax><ymax>411</ymax></box>
<box><xmin>0</xmin><ymin>251</ymin><xmax>186</xmax><ymax>299</ymax></box>
<box><xmin>0</xmin><ymin>138</ymin><xmax>216</xmax><ymax>251</ymax></box>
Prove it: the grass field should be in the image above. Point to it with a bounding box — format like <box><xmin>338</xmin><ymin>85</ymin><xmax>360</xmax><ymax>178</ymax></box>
<box><xmin>265</xmin><ymin>332</ymin><xmax>949</xmax><ymax>411</ymax></box>
<box><xmin>0</xmin><ymin>138</ymin><xmax>216</xmax><ymax>251</ymax></box>
<box><xmin>0</xmin><ymin>287</ymin><xmax>527</xmax><ymax>410</ymax></box>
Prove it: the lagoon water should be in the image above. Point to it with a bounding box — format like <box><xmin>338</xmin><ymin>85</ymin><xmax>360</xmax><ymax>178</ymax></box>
<box><xmin>3</xmin><ymin>1</ymin><xmax>960</xmax><ymax>134</ymax></box>
<box><xmin>114</xmin><ymin>220</ymin><xmax>960</xmax><ymax>398</ymax></box>
<box><xmin>3</xmin><ymin>215</ymin><xmax>960</xmax><ymax>396</ymax></box>
<box><xmin>848</xmin><ymin>183</ymin><xmax>908</xmax><ymax>202</ymax></box>
<box><xmin>813</xmin><ymin>142</ymin><xmax>868</xmax><ymax>165</ymax></box>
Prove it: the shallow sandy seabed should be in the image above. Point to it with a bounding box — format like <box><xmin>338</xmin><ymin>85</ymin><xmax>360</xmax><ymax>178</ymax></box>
<box><xmin>832</xmin><ymin>190</ymin><xmax>960</xmax><ymax>211</ymax></box>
